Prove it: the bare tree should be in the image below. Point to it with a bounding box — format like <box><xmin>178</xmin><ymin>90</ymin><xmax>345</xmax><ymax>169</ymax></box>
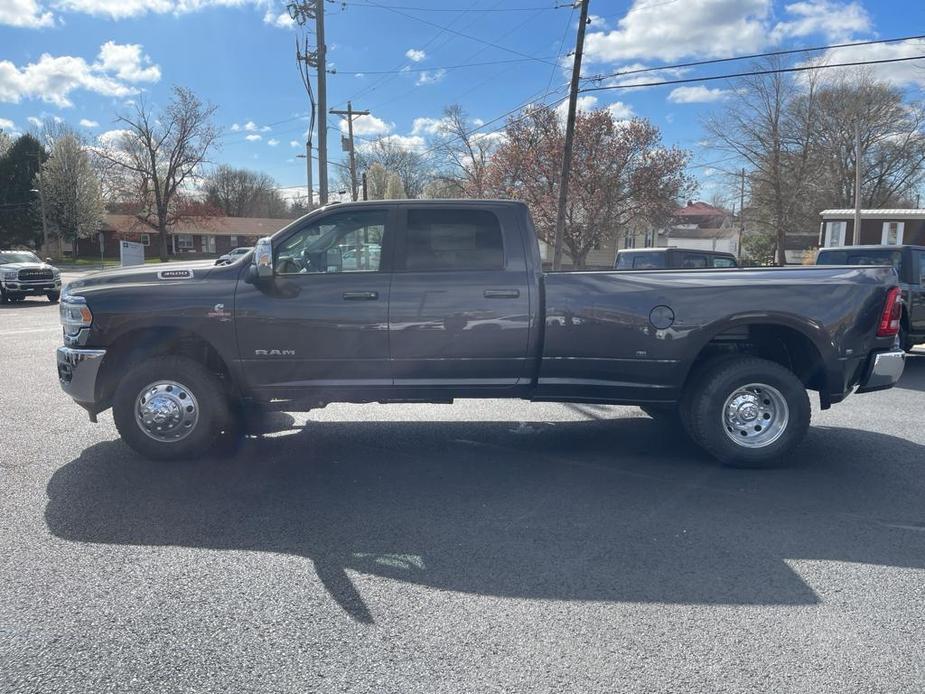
<box><xmin>353</xmin><ymin>137</ymin><xmax>430</xmax><ymax>199</ymax></box>
<box><xmin>706</xmin><ymin>57</ymin><xmax>822</xmax><ymax>265</ymax></box>
<box><xmin>204</xmin><ymin>165</ymin><xmax>288</xmax><ymax>218</ymax></box>
<box><xmin>37</xmin><ymin>125</ymin><xmax>104</xmax><ymax>258</ymax></box>
<box><xmin>96</xmin><ymin>86</ymin><xmax>219</xmax><ymax>261</ymax></box>
<box><xmin>432</xmin><ymin>104</ymin><xmax>502</xmax><ymax>197</ymax></box>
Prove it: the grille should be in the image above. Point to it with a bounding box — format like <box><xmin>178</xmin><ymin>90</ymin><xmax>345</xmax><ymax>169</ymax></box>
<box><xmin>19</xmin><ymin>268</ymin><xmax>53</xmax><ymax>281</ymax></box>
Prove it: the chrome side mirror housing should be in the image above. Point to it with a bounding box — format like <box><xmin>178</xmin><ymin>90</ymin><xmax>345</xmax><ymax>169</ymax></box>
<box><xmin>254</xmin><ymin>237</ymin><xmax>273</xmax><ymax>278</ymax></box>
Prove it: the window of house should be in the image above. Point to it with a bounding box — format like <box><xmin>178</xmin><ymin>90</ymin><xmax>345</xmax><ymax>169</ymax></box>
<box><xmin>276</xmin><ymin>209</ymin><xmax>385</xmax><ymax>274</ymax></box>
<box><xmin>825</xmin><ymin>221</ymin><xmax>845</xmax><ymax>247</ymax></box>
<box><xmin>176</xmin><ymin>234</ymin><xmax>194</xmax><ymax>250</ymax></box>
<box><xmin>881</xmin><ymin>221</ymin><xmax>904</xmax><ymax>245</ymax></box>
<box><xmin>204</xmin><ymin>235</ymin><xmax>216</xmax><ymax>253</ymax></box>
<box><xmin>139</xmin><ymin>234</ymin><xmax>150</xmax><ymax>247</ymax></box>
<box><xmin>229</xmin><ymin>235</ymin><xmax>238</xmax><ymax>247</ymax></box>
<box><xmin>401</xmin><ymin>209</ymin><xmax>503</xmax><ymax>271</ymax></box>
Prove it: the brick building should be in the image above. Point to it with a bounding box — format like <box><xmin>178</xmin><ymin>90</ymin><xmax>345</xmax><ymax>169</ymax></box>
<box><xmin>76</xmin><ymin>214</ymin><xmax>292</xmax><ymax>259</ymax></box>
<box><xmin>820</xmin><ymin>209</ymin><xmax>925</xmax><ymax>248</ymax></box>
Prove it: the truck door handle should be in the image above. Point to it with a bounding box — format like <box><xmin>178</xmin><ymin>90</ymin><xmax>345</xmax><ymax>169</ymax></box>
<box><xmin>343</xmin><ymin>291</ymin><xmax>379</xmax><ymax>301</ymax></box>
<box><xmin>483</xmin><ymin>289</ymin><xmax>520</xmax><ymax>299</ymax></box>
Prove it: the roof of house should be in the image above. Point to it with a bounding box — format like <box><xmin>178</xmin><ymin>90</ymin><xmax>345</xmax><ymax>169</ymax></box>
<box><xmin>101</xmin><ymin>214</ymin><xmax>293</xmax><ymax>237</ymax></box>
<box><xmin>821</xmin><ymin>209</ymin><xmax>925</xmax><ymax>219</ymax></box>
<box><xmin>675</xmin><ymin>201</ymin><xmax>731</xmax><ymax>218</ymax></box>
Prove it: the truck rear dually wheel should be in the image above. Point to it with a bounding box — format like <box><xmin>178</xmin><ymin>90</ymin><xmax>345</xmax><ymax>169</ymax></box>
<box><xmin>113</xmin><ymin>355</ymin><xmax>230</xmax><ymax>461</ymax></box>
<box><xmin>686</xmin><ymin>356</ymin><xmax>810</xmax><ymax>468</ymax></box>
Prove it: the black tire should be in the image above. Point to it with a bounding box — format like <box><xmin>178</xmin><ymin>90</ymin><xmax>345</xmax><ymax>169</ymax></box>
<box><xmin>686</xmin><ymin>356</ymin><xmax>810</xmax><ymax>468</ymax></box>
<box><xmin>899</xmin><ymin>324</ymin><xmax>915</xmax><ymax>353</ymax></box>
<box><xmin>0</xmin><ymin>289</ymin><xmax>7</xmax><ymax>304</ymax></box>
<box><xmin>47</xmin><ymin>292</ymin><xmax>60</xmax><ymax>303</ymax></box>
<box><xmin>112</xmin><ymin>355</ymin><xmax>231</xmax><ymax>461</ymax></box>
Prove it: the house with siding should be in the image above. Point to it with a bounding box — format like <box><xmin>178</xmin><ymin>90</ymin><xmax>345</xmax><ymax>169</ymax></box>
<box><xmin>820</xmin><ymin>209</ymin><xmax>925</xmax><ymax>248</ymax></box>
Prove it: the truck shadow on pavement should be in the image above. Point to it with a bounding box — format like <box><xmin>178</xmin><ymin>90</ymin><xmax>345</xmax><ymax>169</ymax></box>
<box><xmin>45</xmin><ymin>418</ymin><xmax>925</xmax><ymax>624</ymax></box>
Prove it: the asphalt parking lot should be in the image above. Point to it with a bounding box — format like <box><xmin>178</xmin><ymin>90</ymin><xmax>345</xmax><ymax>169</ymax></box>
<box><xmin>1</xmin><ymin>287</ymin><xmax>924</xmax><ymax>693</ymax></box>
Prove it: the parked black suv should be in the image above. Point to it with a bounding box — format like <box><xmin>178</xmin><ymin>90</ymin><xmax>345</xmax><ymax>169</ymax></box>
<box><xmin>615</xmin><ymin>247</ymin><xmax>738</xmax><ymax>270</ymax></box>
<box><xmin>816</xmin><ymin>245</ymin><xmax>924</xmax><ymax>351</ymax></box>
<box><xmin>0</xmin><ymin>251</ymin><xmax>62</xmax><ymax>303</ymax></box>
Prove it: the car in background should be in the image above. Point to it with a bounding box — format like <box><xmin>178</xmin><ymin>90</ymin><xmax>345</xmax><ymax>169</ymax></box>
<box><xmin>614</xmin><ymin>247</ymin><xmax>739</xmax><ymax>270</ymax></box>
<box><xmin>0</xmin><ymin>250</ymin><xmax>61</xmax><ymax>303</ymax></box>
<box><xmin>214</xmin><ymin>247</ymin><xmax>252</xmax><ymax>265</ymax></box>
<box><xmin>816</xmin><ymin>245</ymin><xmax>925</xmax><ymax>351</ymax></box>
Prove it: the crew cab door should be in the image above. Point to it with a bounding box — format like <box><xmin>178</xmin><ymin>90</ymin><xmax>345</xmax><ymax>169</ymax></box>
<box><xmin>234</xmin><ymin>207</ymin><xmax>394</xmax><ymax>396</ymax></box>
<box><xmin>388</xmin><ymin>204</ymin><xmax>532</xmax><ymax>390</ymax></box>
<box><xmin>911</xmin><ymin>249</ymin><xmax>925</xmax><ymax>334</ymax></box>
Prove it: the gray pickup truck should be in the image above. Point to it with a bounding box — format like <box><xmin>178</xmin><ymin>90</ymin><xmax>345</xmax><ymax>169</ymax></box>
<box><xmin>57</xmin><ymin>200</ymin><xmax>905</xmax><ymax>467</ymax></box>
<box><xmin>1</xmin><ymin>250</ymin><xmax>61</xmax><ymax>303</ymax></box>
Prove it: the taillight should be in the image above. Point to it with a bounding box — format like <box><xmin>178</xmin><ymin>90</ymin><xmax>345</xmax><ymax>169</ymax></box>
<box><xmin>876</xmin><ymin>287</ymin><xmax>902</xmax><ymax>337</ymax></box>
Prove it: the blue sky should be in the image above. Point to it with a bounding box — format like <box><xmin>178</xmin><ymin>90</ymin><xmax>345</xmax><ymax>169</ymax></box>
<box><xmin>2</xmin><ymin>0</ymin><xmax>924</xmax><ymax>200</ymax></box>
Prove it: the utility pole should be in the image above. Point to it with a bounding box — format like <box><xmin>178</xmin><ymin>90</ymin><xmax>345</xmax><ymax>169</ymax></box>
<box><xmin>853</xmin><ymin>120</ymin><xmax>862</xmax><ymax>244</ymax></box>
<box><xmin>738</xmin><ymin>167</ymin><xmax>745</xmax><ymax>261</ymax></box>
<box><xmin>362</xmin><ymin>171</ymin><xmax>368</xmax><ymax>201</ymax></box>
<box><xmin>552</xmin><ymin>0</ymin><xmax>590</xmax><ymax>270</ymax></box>
<box><xmin>289</xmin><ymin>0</ymin><xmax>327</xmax><ymax>205</ymax></box>
<box><xmin>330</xmin><ymin>101</ymin><xmax>370</xmax><ymax>201</ymax></box>
<box><xmin>315</xmin><ymin>0</ymin><xmax>328</xmax><ymax>205</ymax></box>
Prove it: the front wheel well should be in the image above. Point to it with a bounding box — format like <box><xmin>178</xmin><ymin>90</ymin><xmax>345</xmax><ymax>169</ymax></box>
<box><xmin>96</xmin><ymin>327</ymin><xmax>233</xmax><ymax>409</ymax></box>
<box><xmin>685</xmin><ymin>323</ymin><xmax>827</xmax><ymax>394</ymax></box>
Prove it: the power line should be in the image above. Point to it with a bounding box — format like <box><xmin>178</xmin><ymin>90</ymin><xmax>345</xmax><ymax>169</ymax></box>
<box><xmin>580</xmin><ymin>54</ymin><xmax>925</xmax><ymax>93</ymax></box>
<box><xmin>358</xmin><ymin>0</ymin><xmax>561</xmax><ymax>67</ymax></box>
<box><xmin>332</xmin><ymin>55</ymin><xmax>560</xmax><ymax>75</ymax></box>
<box><xmin>583</xmin><ymin>33</ymin><xmax>925</xmax><ymax>84</ymax></box>
<box><xmin>331</xmin><ymin>0</ymin><xmax>567</xmax><ymax>11</ymax></box>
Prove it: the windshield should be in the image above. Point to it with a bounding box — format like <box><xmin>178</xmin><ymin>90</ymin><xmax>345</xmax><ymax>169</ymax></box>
<box><xmin>0</xmin><ymin>252</ymin><xmax>41</xmax><ymax>265</ymax></box>
<box><xmin>817</xmin><ymin>249</ymin><xmax>903</xmax><ymax>275</ymax></box>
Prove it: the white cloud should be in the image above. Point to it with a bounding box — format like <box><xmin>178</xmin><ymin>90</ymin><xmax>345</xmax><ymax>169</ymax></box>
<box><xmin>405</xmin><ymin>48</ymin><xmax>427</xmax><ymax>63</ymax></box>
<box><xmin>97</xmin><ymin>128</ymin><xmax>130</xmax><ymax>147</ymax></box>
<box><xmin>0</xmin><ymin>0</ymin><xmax>53</xmax><ymax>28</ymax></box>
<box><xmin>0</xmin><ymin>118</ymin><xmax>16</xmax><ymax>130</ymax></box>
<box><xmin>95</xmin><ymin>41</ymin><xmax>161</xmax><ymax>82</ymax></box>
<box><xmin>416</xmin><ymin>69</ymin><xmax>446</xmax><ymax>86</ymax></box>
<box><xmin>79</xmin><ymin>118</ymin><xmax>99</xmax><ymax>127</ymax></box>
<box><xmin>770</xmin><ymin>0</ymin><xmax>870</xmax><ymax>41</ymax></box>
<box><xmin>359</xmin><ymin>133</ymin><xmax>427</xmax><ymax>153</ymax></box>
<box><xmin>263</xmin><ymin>8</ymin><xmax>294</xmax><ymax>28</ymax></box>
<box><xmin>606</xmin><ymin>101</ymin><xmax>635</xmax><ymax>119</ymax></box>
<box><xmin>411</xmin><ymin>116</ymin><xmax>450</xmax><ymax>136</ymax></box>
<box><xmin>267</xmin><ymin>138</ymin><xmax>279</xmax><ymax>146</ymax></box>
<box><xmin>802</xmin><ymin>39</ymin><xmax>925</xmax><ymax>89</ymax></box>
<box><xmin>668</xmin><ymin>86</ymin><xmax>732</xmax><ymax>103</ymax></box>
<box><xmin>289</xmin><ymin>140</ymin><xmax>300</xmax><ymax>147</ymax></box>
<box><xmin>340</xmin><ymin>113</ymin><xmax>393</xmax><ymax>137</ymax></box>
<box><xmin>0</xmin><ymin>42</ymin><xmax>159</xmax><ymax>108</ymax></box>
<box><xmin>585</xmin><ymin>0</ymin><xmax>772</xmax><ymax>63</ymax></box>
<box><xmin>245</xmin><ymin>134</ymin><xmax>262</xmax><ymax>141</ymax></box>
<box><xmin>27</xmin><ymin>116</ymin><xmax>42</xmax><ymax>127</ymax></box>
<box><xmin>554</xmin><ymin>95</ymin><xmax>601</xmax><ymax>122</ymax></box>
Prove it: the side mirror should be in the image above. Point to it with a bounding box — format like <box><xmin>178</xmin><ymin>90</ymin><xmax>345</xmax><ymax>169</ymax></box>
<box><xmin>254</xmin><ymin>237</ymin><xmax>273</xmax><ymax>279</ymax></box>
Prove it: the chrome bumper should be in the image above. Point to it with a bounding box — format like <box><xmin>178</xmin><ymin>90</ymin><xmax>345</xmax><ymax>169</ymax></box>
<box><xmin>56</xmin><ymin>346</ymin><xmax>106</xmax><ymax>406</ymax></box>
<box><xmin>856</xmin><ymin>349</ymin><xmax>905</xmax><ymax>394</ymax></box>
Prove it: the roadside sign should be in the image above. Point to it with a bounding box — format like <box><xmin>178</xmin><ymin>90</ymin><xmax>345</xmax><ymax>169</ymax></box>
<box><xmin>120</xmin><ymin>240</ymin><xmax>145</xmax><ymax>267</ymax></box>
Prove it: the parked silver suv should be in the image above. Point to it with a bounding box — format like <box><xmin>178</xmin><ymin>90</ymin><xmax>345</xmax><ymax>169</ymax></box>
<box><xmin>0</xmin><ymin>251</ymin><xmax>62</xmax><ymax>303</ymax></box>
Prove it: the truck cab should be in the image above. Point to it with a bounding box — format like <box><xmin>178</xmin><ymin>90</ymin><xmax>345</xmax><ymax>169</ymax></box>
<box><xmin>816</xmin><ymin>245</ymin><xmax>925</xmax><ymax>351</ymax></box>
<box><xmin>614</xmin><ymin>247</ymin><xmax>739</xmax><ymax>270</ymax></box>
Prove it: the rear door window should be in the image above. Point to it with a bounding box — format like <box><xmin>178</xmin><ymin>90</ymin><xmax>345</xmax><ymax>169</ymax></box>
<box><xmin>400</xmin><ymin>209</ymin><xmax>504</xmax><ymax>271</ymax></box>
<box><xmin>678</xmin><ymin>253</ymin><xmax>708</xmax><ymax>268</ymax></box>
<box><xmin>623</xmin><ymin>252</ymin><xmax>664</xmax><ymax>269</ymax></box>
<box><xmin>917</xmin><ymin>251</ymin><xmax>925</xmax><ymax>285</ymax></box>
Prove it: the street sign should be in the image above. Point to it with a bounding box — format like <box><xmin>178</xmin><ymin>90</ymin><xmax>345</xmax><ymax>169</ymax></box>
<box><xmin>120</xmin><ymin>240</ymin><xmax>145</xmax><ymax>267</ymax></box>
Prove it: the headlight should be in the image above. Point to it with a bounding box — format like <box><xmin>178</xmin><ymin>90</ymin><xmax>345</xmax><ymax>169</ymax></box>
<box><xmin>60</xmin><ymin>295</ymin><xmax>93</xmax><ymax>337</ymax></box>
<box><xmin>52</xmin><ymin>269</ymin><xmax>61</xmax><ymax>278</ymax></box>
<box><xmin>1</xmin><ymin>270</ymin><xmax>16</xmax><ymax>280</ymax></box>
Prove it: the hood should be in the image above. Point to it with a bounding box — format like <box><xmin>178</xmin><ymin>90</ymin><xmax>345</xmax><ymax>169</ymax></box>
<box><xmin>64</xmin><ymin>259</ymin><xmax>218</xmax><ymax>295</ymax></box>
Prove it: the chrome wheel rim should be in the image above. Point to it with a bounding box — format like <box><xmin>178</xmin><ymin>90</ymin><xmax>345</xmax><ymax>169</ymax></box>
<box><xmin>135</xmin><ymin>381</ymin><xmax>199</xmax><ymax>443</ymax></box>
<box><xmin>721</xmin><ymin>382</ymin><xmax>789</xmax><ymax>449</ymax></box>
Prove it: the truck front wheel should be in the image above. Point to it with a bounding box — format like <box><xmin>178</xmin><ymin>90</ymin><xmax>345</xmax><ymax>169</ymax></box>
<box><xmin>112</xmin><ymin>355</ymin><xmax>230</xmax><ymax>461</ymax></box>
<box><xmin>686</xmin><ymin>356</ymin><xmax>810</xmax><ymax>468</ymax></box>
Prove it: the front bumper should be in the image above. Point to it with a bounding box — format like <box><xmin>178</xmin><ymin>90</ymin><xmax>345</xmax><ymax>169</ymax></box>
<box><xmin>2</xmin><ymin>278</ymin><xmax>61</xmax><ymax>294</ymax></box>
<box><xmin>56</xmin><ymin>346</ymin><xmax>106</xmax><ymax>406</ymax></box>
<box><xmin>856</xmin><ymin>349</ymin><xmax>905</xmax><ymax>394</ymax></box>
